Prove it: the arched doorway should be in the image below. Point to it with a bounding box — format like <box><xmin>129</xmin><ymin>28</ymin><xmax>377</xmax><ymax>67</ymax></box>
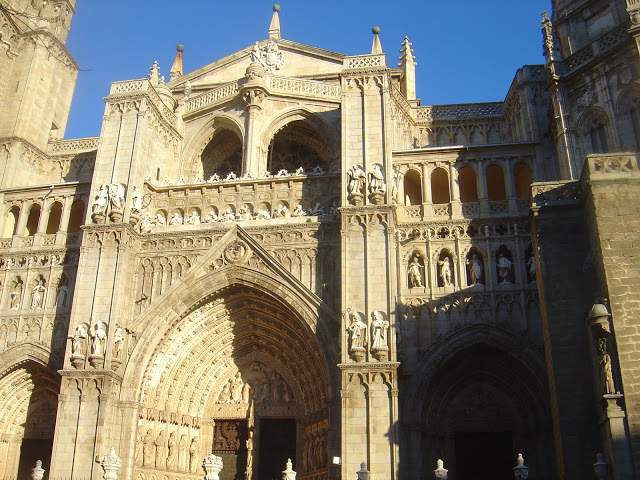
<box><xmin>128</xmin><ymin>265</ymin><xmax>335</xmax><ymax>480</ymax></box>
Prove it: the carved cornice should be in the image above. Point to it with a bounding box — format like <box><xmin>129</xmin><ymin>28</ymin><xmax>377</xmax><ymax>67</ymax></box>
<box><xmin>338</xmin><ymin>362</ymin><xmax>400</xmax><ymax>371</ymax></box>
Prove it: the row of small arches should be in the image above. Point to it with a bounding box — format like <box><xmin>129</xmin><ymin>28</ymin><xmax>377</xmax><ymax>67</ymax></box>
<box><xmin>403</xmin><ymin>162</ymin><xmax>532</xmax><ymax>206</ymax></box>
<box><xmin>3</xmin><ymin>200</ymin><xmax>86</xmax><ymax>238</ymax></box>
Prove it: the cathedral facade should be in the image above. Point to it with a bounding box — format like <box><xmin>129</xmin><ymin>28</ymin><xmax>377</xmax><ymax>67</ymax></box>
<box><xmin>0</xmin><ymin>1</ymin><xmax>639</xmax><ymax>479</ymax></box>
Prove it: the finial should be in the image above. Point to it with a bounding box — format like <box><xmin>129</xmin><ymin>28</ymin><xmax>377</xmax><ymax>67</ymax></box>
<box><xmin>269</xmin><ymin>4</ymin><xmax>281</xmax><ymax>39</ymax></box>
<box><xmin>371</xmin><ymin>26</ymin><xmax>383</xmax><ymax>55</ymax></box>
<box><xmin>148</xmin><ymin>60</ymin><xmax>160</xmax><ymax>86</ymax></box>
<box><xmin>170</xmin><ymin>44</ymin><xmax>183</xmax><ymax>80</ymax></box>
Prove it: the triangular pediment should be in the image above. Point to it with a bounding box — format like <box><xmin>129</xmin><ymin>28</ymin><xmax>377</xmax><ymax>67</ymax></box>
<box><xmin>168</xmin><ymin>39</ymin><xmax>346</xmax><ymax>91</ymax></box>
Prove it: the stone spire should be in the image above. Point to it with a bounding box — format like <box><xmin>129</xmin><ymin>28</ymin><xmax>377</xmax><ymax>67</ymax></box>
<box><xmin>269</xmin><ymin>5</ymin><xmax>281</xmax><ymax>39</ymax></box>
<box><xmin>148</xmin><ymin>61</ymin><xmax>160</xmax><ymax>86</ymax></box>
<box><xmin>397</xmin><ymin>36</ymin><xmax>417</xmax><ymax>101</ymax></box>
<box><xmin>170</xmin><ymin>44</ymin><xmax>184</xmax><ymax>81</ymax></box>
<box><xmin>371</xmin><ymin>26</ymin><xmax>383</xmax><ymax>54</ymax></box>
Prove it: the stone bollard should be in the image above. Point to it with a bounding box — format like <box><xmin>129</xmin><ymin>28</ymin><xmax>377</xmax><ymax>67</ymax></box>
<box><xmin>433</xmin><ymin>459</ymin><xmax>448</xmax><ymax>480</ymax></box>
<box><xmin>203</xmin><ymin>454</ymin><xmax>224</xmax><ymax>480</ymax></box>
<box><xmin>100</xmin><ymin>448</ymin><xmax>122</xmax><ymax>480</ymax></box>
<box><xmin>593</xmin><ymin>452</ymin><xmax>608</xmax><ymax>480</ymax></box>
<box><xmin>513</xmin><ymin>453</ymin><xmax>529</xmax><ymax>480</ymax></box>
<box><xmin>31</xmin><ymin>460</ymin><xmax>45</xmax><ymax>480</ymax></box>
<box><xmin>282</xmin><ymin>458</ymin><xmax>296</xmax><ymax>480</ymax></box>
<box><xmin>356</xmin><ymin>461</ymin><xmax>370</xmax><ymax>480</ymax></box>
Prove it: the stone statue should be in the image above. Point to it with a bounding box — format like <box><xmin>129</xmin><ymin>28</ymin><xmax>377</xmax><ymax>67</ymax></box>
<box><xmin>370</xmin><ymin>311</ymin><xmax>389</xmax><ymax>349</ymax></box>
<box><xmin>92</xmin><ymin>184</ymin><xmax>109</xmax><ymax>214</ymax></box>
<box><xmin>189</xmin><ymin>436</ymin><xmax>199</xmax><ymax>473</ymax></box>
<box><xmin>329</xmin><ymin>201</ymin><xmax>340</xmax><ymax>219</ymax></box>
<box><xmin>135</xmin><ymin>432</ymin><xmax>143</xmax><ymax>466</ymax></box>
<box><xmin>245</xmin><ymin>430</ymin><xmax>254</xmax><ymax>480</ymax></box>
<box><xmin>55</xmin><ymin>283</ymin><xmax>68</xmax><ymax>307</ymax></box>
<box><xmin>291</xmin><ymin>203</ymin><xmax>306</xmax><ymax>217</ymax></box>
<box><xmin>155</xmin><ymin>212</ymin><xmax>167</xmax><ymax>225</ymax></box>
<box><xmin>169</xmin><ymin>212</ymin><xmax>183</xmax><ymax>225</ymax></box>
<box><xmin>438</xmin><ymin>257</ymin><xmax>453</xmax><ymax>287</ymax></box>
<box><xmin>10</xmin><ymin>283</ymin><xmax>22</xmax><ymax>309</ymax></box>
<box><xmin>112</xmin><ymin>327</ymin><xmax>124</xmax><ymax>360</ymax></box>
<box><xmin>218</xmin><ymin>383</ymin><xmax>231</xmax><ymax>403</ymax></box>
<box><xmin>185</xmin><ymin>211</ymin><xmax>201</xmax><ymax>225</ymax></box>
<box><xmin>142</xmin><ymin>429</ymin><xmax>154</xmax><ymax>467</ymax></box>
<box><xmin>109</xmin><ymin>183</ymin><xmax>125</xmax><ymax>211</ymax></box>
<box><xmin>203</xmin><ymin>210</ymin><xmax>218</xmax><ymax>223</ymax></box>
<box><xmin>391</xmin><ymin>165</ymin><xmax>401</xmax><ymax>203</ymax></box>
<box><xmin>497</xmin><ymin>253</ymin><xmax>513</xmax><ymax>284</ymax></box>
<box><xmin>527</xmin><ymin>256</ymin><xmax>536</xmax><ymax>282</ymax></box>
<box><xmin>72</xmin><ymin>324</ymin><xmax>88</xmax><ymax>356</ymax></box>
<box><xmin>408</xmin><ymin>256</ymin><xmax>424</xmax><ymax>287</ymax></box>
<box><xmin>347</xmin><ymin>165</ymin><xmax>366</xmax><ymax>195</ymax></box>
<box><xmin>230</xmin><ymin>372</ymin><xmax>244</xmax><ymax>403</ymax></box>
<box><xmin>348</xmin><ymin>311</ymin><xmax>367</xmax><ymax>350</ymax></box>
<box><xmin>242</xmin><ymin>382</ymin><xmax>251</xmax><ymax>403</ymax></box>
<box><xmin>273</xmin><ymin>204</ymin><xmax>289</xmax><ymax>218</ymax></box>
<box><xmin>155</xmin><ymin>431</ymin><xmax>166</xmax><ymax>468</ymax></box>
<box><xmin>310</xmin><ymin>203</ymin><xmax>325</xmax><ymax>216</ymax></box>
<box><xmin>467</xmin><ymin>254</ymin><xmax>483</xmax><ymax>285</ymax></box>
<box><xmin>91</xmin><ymin>321</ymin><xmax>107</xmax><ymax>356</ymax></box>
<box><xmin>30</xmin><ymin>282</ymin><xmax>45</xmax><ymax>309</ymax></box>
<box><xmin>368</xmin><ymin>164</ymin><xmax>386</xmax><ymax>194</ymax></box>
<box><xmin>131</xmin><ymin>186</ymin><xmax>143</xmax><ymax>215</ymax></box>
<box><xmin>599</xmin><ymin>338</ymin><xmax>616</xmax><ymax>394</ymax></box>
<box><xmin>166</xmin><ymin>432</ymin><xmax>177</xmax><ymax>470</ymax></box>
<box><xmin>178</xmin><ymin>434</ymin><xmax>188</xmax><ymax>471</ymax></box>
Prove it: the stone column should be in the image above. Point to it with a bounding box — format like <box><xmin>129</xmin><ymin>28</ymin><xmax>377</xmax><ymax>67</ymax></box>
<box><xmin>449</xmin><ymin>163</ymin><xmax>461</xmax><ymax>218</ymax></box>
<box><xmin>477</xmin><ymin>160</ymin><xmax>490</xmax><ymax>216</ymax></box>
<box><xmin>504</xmin><ymin>160</ymin><xmax>518</xmax><ymax>215</ymax></box>
<box><xmin>422</xmin><ymin>163</ymin><xmax>432</xmax><ymax>219</ymax></box>
<box><xmin>242</xmin><ymin>61</ymin><xmax>268</xmax><ymax>177</ymax></box>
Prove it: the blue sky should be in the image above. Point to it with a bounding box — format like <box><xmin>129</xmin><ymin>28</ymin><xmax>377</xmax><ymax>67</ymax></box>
<box><xmin>64</xmin><ymin>1</ymin><xmax>551</xmax><ymax>140</ymax></box>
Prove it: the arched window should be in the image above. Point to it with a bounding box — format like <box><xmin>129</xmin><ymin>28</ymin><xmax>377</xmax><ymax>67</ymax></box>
<box><xmin>486</xmin><ymin>165</ymin><xmax>506</xmax><ymax>201</ymax></box>
<box><xmin>268</xmin><ymin>120</ymin><xmax>330</xmax><ymax>173</ymax></box>
<box><xmin>3</xmin><ymin>206</ymin><xmax>19</xmax><ymax>237</ymax></box>
<box><xmin>458</xmin><ymin>166</ymin><xmax>478</xmax><ymax>202</ymax></box>
<box><xmin>513</xmin><ymin>163</ymin><xmax>532</xmax><ymax>200</ymax></box>
<box><xmin>201</xmin><ymin>129</ymin><xmax>243</xmax><ymax>179</ymax></box>
<box><xmin>431</xmin><ymin>168</ymin><xmax>450</xmax><ymax>204</ymax></box>
<box><xmin>579</xmin><ymin>109</ymin><xmax>609</xmax><ymax>156</ymax></box>
<box><xmin>616</xmin><ymin>88</ymin><xmax>640</xmax><ymax>151</ymax></box>
<box><xmin>46</xmin><ymin>202</ymin><xmax>63</xmax><ymax>234</ymax></box>
<box><xmin>25</xmin><ymin>204</ymin><xmax>41</xmax><ymax>236</ymax></box>
<box><xmin>404</xmin><ymin>170</ymin><xmax>422</xmax><ymax>206</ymax></box>
<box><xmin>67</xmin><ymin>200</ymin><xmax>85</xmax><ymax>233</ymax></box>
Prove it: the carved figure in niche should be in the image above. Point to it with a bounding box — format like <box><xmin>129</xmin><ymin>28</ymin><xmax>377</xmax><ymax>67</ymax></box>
<box><xmin>370</xmin><ymin>311</ymin><xmax>389</xmax><ymax>349</ymax></box>
<box><xmin>135</xmin><ymin>432</ymin><xmax>143</xmax><ymax>466</ymax></box>
<box><xmin>368</xmin><ymin>164</ymin><xmax>386</xmax><ymax>194</ymax></box>
<box><xmin>169</xmin><ymin>212</ymin><xmax>183</xmax><ymax>225</ymax></box>
<box><xmin>218</xmin><ymin>383</ymin><xmax>231</xmax><ymax>403</ymax></box>
<box><xmin>166</xmin><ymin>432</ymin><xmax>177</xmax><ymax>470</ymax></box>
<box><xmin>92</xmin><ymin>184</ymin><xmax>108</xmax><ymax>214</ymax></box>
<box><xmin>91</xmin><ymin>321</ymin><xmax>107</xmax><ymax>356</ymax></box>
<box><xmin>71</xmin><ymin>324</ymin><xmax>88</xmax><ymax>356</ymax></box>
<box><xmin>408</xmin><ymin>256</ymin><xmax>424</xmax><ymax>288</ymax></box>
<box><xmin>467</xmin><ymin>254</ymin><xmax>483</xmax><ymax>285</ymax></box>
<box><xmin>189</xmin><ymin>436</ymin><xmax>199</xmax><ymax>473</ymax></box>
<box><xmin>599</xmin><ymin>338</ymin><xmax>616</xmax><ymax>394</ymax></box>
<box><xmin>155</xmin><ymin>212</ymin><xmax>167</xmax><ymax>225</ymax></box>
<box><xmin>291</xmin><ymin>203</ymin><xmax>306</xmax><ymax>217</ymax></box>
<box><xmin>438</xmin><ymin>257</ymin><xmax>453</xmax><ymax>287</ymax></box>
<box><xmin>245</xmin><ymin>429</ymin><xmax>254</xmax><ymax>480</ymax></box>
<box><xmin>10</xmin><ymin>282</ymin><xmax>22</xmax><ymax>309</ymax></box>
<box><xmin>178</xmin><ymin>434</ymin><xmax>188</xmax><ymax>471</ymax></box>
<box><xmin>220</xmin><ymin>207</ymin><xmax>235</xmax><ymax>222</ymax></box>
<box><xmin>255</xmin><ymin>208</ymin><xmax>271</xmax><ymax>220</ymax></box>
<box><xmin>526</xmin><ymin>256</ymin><xmax>536</xmax><ymax>283</ymax></box>
<box><xmin>31</xmin><ymin>281</ymin><xmax>45</xmax><ymax>309</ymax></box>
<box><xmin>242</xmin><ymin>382</ymin><xmax>251</xmax><ymax>403</ymax></box>
<box><xmin>310</xmin><ymin>203</ymin><xmax>325</xmax><ymax>216</ymax></box>
<box><xmin>131</xmin><ymin>186</ymin><xmax>142</xmax><ymax>215</ymax></box>
<box><xmin>273</xmin><ymin>204</ymin><xmax>289</xmax><ymax>218</ymax></box>
<box><xmin>496</xmin><ymin>253</ymin><xmax>513</xmax><ymax>284</ymax></box>
<box><xmin>185</xmin><ymin>211</ymin><xmax>200</xmax><ymax>225</ymax></box>
<box><xmin>329</xmin><ymin>201</ymin><xmax>340</xmax><ymax>219</ymax></box>
<box><xmin>347</xmin><ymin>310</ymin><xmax>367</xmax><ymax>350</ymax></box>
<box><xmin>391</xmin><ymin>165</ymin><xmax>401</xmax><ymax>203</ymax></box>
<box><xmin>55</xmin><ymin>283</ymin><xmax>69</xmax><ymax>307</ymax></box>
<box><xmin>203</xmin><ymin>210</ymin><xmax>218</xmax><ymax>223</ymax></box>
<box><xmin>139</xmin><ymin>213</ymin><xmax>154</xmax><ymax>233</ymax></box>
<box><xmin>142</xmin><ymin>429</ymin><xmax>154</xmax><ymax>467</ymax></box>
<box><xmin>347</xmin><ymin>165</ymin><xmax>366</xmax><ymax>195</ymax></box>
<box><xmin>112</xmin><ymin>327</ymin><xmax>124</xmax><ymax>360</ymax></box>
<box><xmin>109</xmin><ymin>183</ymin><xmax>125</xmax><ymax>211</ymax></box>
<box><xmin>155</xmin><ymin>431</ymin><xmax>167</xmax><ymax>468</ymax></box>
<box><xmin>237</xmin><ymin>205</ymin><xmax>253</xmax><ymax>220</ymax></box>
<box><xmin>230</xmin><ymin>372</ymin><xmax>244</xmax><ymax>403</ymax></box>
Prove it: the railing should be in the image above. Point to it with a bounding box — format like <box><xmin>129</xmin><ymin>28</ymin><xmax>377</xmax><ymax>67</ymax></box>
<box><xmin>433</xmin><ymin>204</ymin><xmax>450</xmax><ymax>217</ymax></box>
<box><xmin>108</xmin><ymin>78</ymin><xmax>177</xmax><ymax>123</ymax></box>
<box><xmin>564</xmin><ymin>25</ymin><xmax>628</xmax><ymax>73</ymax></box>
<box><xmin>416</xmin><ymin>102</ymin><xmax>504</xmax><ymax>121</ymax></box>
<box><xmin>49</xmin><ymin>137</ymin><xmax>99</xmax><ymax>153</ymax></box>
<box><xmin>403</xmin><ymin>205</ymin><xmax>422</xmax><ymax>219</ymax></box>
<box><xmin>489</xmin><ymin>200</ymin><xmax>508</xmax><ymax>214</ymax></box>
<box><xmin>185</xmin><ymin>80</ymin><xmax>241</xmax><ymax>113</ymax></box>
<box><xmin>343</xmin><ymin>54</ymin><xmax>386</xmax><ymax>69</ymax></box>
<box><xmin>268</xmin><ymin>76</ymin><xmax>341</xmax><ymax>100</ymax></box>
<box><xmin>461</xmin><ymin>202</ymin><xmax>480</xmax><ymax>216</ymax></box>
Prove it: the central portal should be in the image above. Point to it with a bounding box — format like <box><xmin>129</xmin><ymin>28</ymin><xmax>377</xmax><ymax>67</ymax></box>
<box><xmin>258</xmin><ymin>419</ymin><xmax>296</xmax><ymax>480</ymax></box>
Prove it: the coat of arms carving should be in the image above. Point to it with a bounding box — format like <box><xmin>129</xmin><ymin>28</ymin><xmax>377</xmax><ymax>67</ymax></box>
<box><xmin>249</xmin><ymin>40</ymin><xmax>285</xmax><ymax>74</ymax></box>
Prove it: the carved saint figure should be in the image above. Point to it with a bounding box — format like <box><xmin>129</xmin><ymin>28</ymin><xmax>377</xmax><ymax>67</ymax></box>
<box><xmin>155</xmin><ymin>212</ymin><xmax>167</xmax><ymax>225</ymax></box>
<box><xmin>368</xmin><ymin>164</ymin><xmax>386</xmax><ymax>194</ymax></box>
<box><xmin>245</xmin><ymin>430</ymin><xmax>254</xmax><ymax>480</ymax></box>
<box><xmin>135</xmin><ymin>432</ymin><xmax>143</xmax><ymax>466</ymax></box>
<box><xmin>91</xmin><ymin>321</ymin><xmax>107</xmax><ymax>356</ymax></box>
<box><xmin>310</xmin><ymin>203</ymin><xmax>325</xmax><ymax>216</ymax></box>
<box><xmin>112</xmin><ymin>327</ymin><xmax>124</xmax><ymax>360</ymax></box>
<box><xmin>109</xmin><ymin>183</ymin><xmax>125</xmax><ymax>211</ymax></box>
<box><xmin>371</xmin><ymin>311</ymin><xmax>389</xmax><ymax>349</ymax></box>
<box><xmin>348</xmin><ymin>311</ymin><xmax>367</xmax><ymax>350</ymax></box>
<box><xmin>71</xmin><ymin>324</ymin><xmax>88</xmax><ymax>356</ymax></box>
<box><xmin>391</xmin><ymin>165</ymin><xmax>401</xmax><ymax>203</ymax></box>
<box><xmin>438</xmin><ymin>257</ymin><xmax>453</xmax><ymax>287</ymax></box>
<box><xmin>496</xmin><ymin>253</ymin><xmax>513</xmax><ymax>284</ymax></box>
<box><xmin>166</xmin><ymin>432</ymin><xmax>177</xmax><ymax>470</ymax></box>
<box><xmin>242</xmin><ymin>382</ymin><xmax>251</xmax><ymax>403</ymax></box>
<box><xmin>30</xmin><ymin>281</ymin><xmax>45</xmax><ymax>309</ymax></box>
<box><xmin>55</xmin><ymin>283</ymin><xmax>68</xmax><ymax>307</ymax></box>
<box><xmin>92</xmin><ymin>184</ymin><xmax>109</xmax><ymax>214</ymax></box>
<box><xmin>347</xmin><ymin>165</ymin><xmax>366</xmax><ymax>195</ymax></box>
<box><xmin>189</xmin><ymin>436</ymin><xmax>199</xmax><ymax>473</ymax></box>
<box><xmin>218</xmin><ymin>383</ymin><xmax>231</xmax><ymax>403</ymax></box>
<box><xmin>131</xmin><ymin>186</ymin><xmax>143</xmax><ymax>215</ymax></box>
<box><xmin>10</xmin><ymin>283</ymin><xmax>22</xmax><ymax>309</ymax></box>
<box><xmin>329</xmin><ymin>201</ymin><xmax>340</xmax><ymax>219</ymax></box>
<box><xmin>467</xmin><ymin>254</ymin><xmax>483</xmax><ymax>285</ymax></box>
<box><xmin>203</xmin><ymin>210</ymin><xmax>218</xmax><ymax>223</ymax></box>
<box><xmin>230</xmin><ymin>372</ymin><xmax>244</xmax><ymax>403</ymax></box>
<box><xmin>526</xmin><ymin>256</ymin><xmax>536</xmax><ymax>283</ymax></box>
<box><xmin>155</xmin><ymin>431</ymin><xmax>166</xmax><ymax>468</ymax></box>
<box><xmin>169</xmin><ymin>212</ymin><xmax>183</xmax><ymax>225</ymax></box>
<box><xmin>185</xmin><ymin>211</ymin><xmax>200</xmax><ymax>225</ymax></box>
<box><xmin>178</xmin><ymin>434</ymin><xmax>188</xmax><ymax>471</ymax></box>
<box><xmin>142</xmin><ymin>429</ymin><xmax>154</xmax><ymax>467</ymax></box>
<box><xmin>408</xmin><ymin>256</ymin><xmax>424</xmax><ymax>288</ymax></box>
<box><xmin>291</xmin><ymin>203</ymin><xmax>306</xmax><ymax>217</ymax></box>
<box><xmin>599</xmin><ymin>338</ymin><xmax>616</xmax><ymax>394</ymax></box>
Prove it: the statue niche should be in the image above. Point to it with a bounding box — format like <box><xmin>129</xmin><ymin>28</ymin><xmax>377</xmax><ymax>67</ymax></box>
<box><xmin>215</xmin><ymin>362</ymin><xmax>294</xmax><ymax>407</ymax></box>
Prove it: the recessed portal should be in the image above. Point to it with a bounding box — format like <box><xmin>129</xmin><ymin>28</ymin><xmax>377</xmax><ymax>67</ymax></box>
<box><xmin>454</xmin><ymin>431</ymin><xmax>513</xmax><ymax>480</ymax></box>
<box><xmin>18</xmin><ymin>439</ymin><xmax>52</xmax><ymax>480</ymax></box>
<box><xmin>259</xmin><ymin>419</ymin><xmax>296</xmax><ymax>480</ymax></box>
